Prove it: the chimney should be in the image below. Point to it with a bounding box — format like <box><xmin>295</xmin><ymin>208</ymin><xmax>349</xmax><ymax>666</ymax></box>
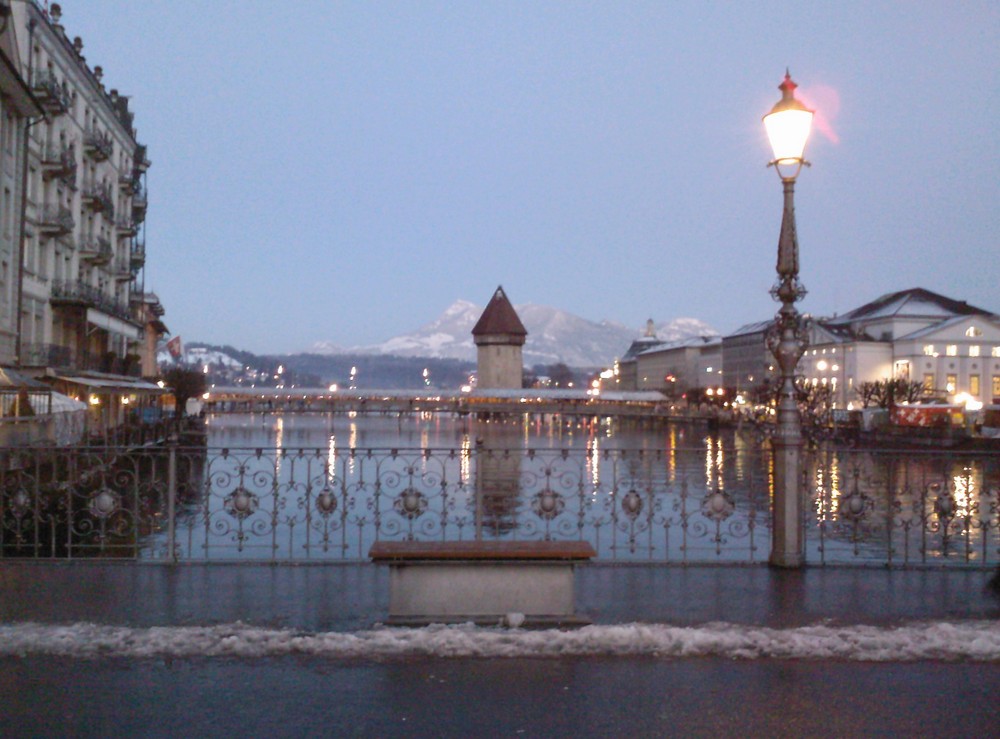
<box><xmin>50</xmin><ymin>3</ymin><xmax>62</xmax><ymax>27</ymax></box>
<box><xmin>94</xmin><ymin>66</ymin><xmax>103</xmax><ymax>83</ymax></box>
<box><xmin>73</xmin><ymin>36</ymin><xmax>83</xmax><ymax>55</ymax></box>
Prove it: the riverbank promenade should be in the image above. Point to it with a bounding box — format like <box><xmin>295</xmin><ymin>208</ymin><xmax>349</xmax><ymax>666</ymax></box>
<box><xmin>1</xmin><ymin>563</ymin><xmax>998</xmax><ymax>737</ymax></box>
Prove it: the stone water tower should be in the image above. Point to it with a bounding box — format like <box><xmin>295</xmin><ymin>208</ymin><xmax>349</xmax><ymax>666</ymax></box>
<box><xmin>472</xmin><ymin>286</ymin><xmax>527</xmax><ymax>389</ymax></box>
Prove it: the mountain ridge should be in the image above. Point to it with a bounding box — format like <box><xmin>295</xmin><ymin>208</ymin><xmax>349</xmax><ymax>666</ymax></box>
<box><xmin>310</xmin><ymin>300</ymin><xmax>717</xmax><ymax>367</ymax></box>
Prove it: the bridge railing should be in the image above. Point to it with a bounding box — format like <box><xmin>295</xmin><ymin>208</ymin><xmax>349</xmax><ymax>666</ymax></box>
<box><xmin>0</xmin><ymin>443</ymin><xmax>997</xmax><ymax>566</ymax></box>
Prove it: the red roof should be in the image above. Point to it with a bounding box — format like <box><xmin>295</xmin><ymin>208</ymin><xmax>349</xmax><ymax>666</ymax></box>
<box><xmin>471</xmin><ymin>286</ymin><xmax>527</xmax><ymax>337</ymax></box>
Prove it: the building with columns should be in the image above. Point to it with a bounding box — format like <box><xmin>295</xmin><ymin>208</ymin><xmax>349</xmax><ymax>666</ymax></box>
<box><xmin>472</xmin><ymin>286</ymin><xmax>527</xmax><ymax>389</ymax></box>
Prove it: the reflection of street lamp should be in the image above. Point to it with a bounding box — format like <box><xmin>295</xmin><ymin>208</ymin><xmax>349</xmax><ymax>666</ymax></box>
<box><xmin>763</xmin><ymin>71</ymin><xmax>814</xmax><ymax>568</ymax></box>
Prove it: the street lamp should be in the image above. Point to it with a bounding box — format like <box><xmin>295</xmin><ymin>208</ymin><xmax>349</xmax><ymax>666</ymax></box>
<box><xmin>763</xmin><ymin>71</ymin><xmax>813</xmax><ymax>568</ymax></box>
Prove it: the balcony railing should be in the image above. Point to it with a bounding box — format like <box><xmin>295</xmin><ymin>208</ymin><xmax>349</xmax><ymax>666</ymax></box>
<box><xmin>116</xmin><ymin>217</ymin><xmax>137</xmax><ymax>238</ymax></box>
<box><xmin>83</xmin><ymin>128</ymin><xmax>113</xmax><ymax>161</ymax></box>
<box><xmin>19</xmin><ymin>342</ymin><xmax>73</xmax><ymax>368</ymax></box>
<box><xmin>40</xmin><ymin>144</ymin><xmax>77</xmax><ymax>187</ymax></box>
<box><xmin>130</xmin><ymin>243</ymin><xmax>146</xmax><ymax>267</ymax></box>
<box><xmin>49</xmin><ymin>279</ymin><xmax>135</xmax><ymax>324</ymax></box>
<box><xmin>113</xmin><ymin>258</ymin><xmax>133</xmax><ymax>281</ymax></box>
<box><xmin>31</xmin><ymin>70</ymin><xmax>71</xmax><ymax>115</ymax></box>
<box><xmin>81</xmin><ymin>182</ymin><xmax>115</xmax><ymax>217</ymax></box>
<box><xmin>132</xmin><ymin>184</ymin><xmax>147</xmax><ymax>223</ymax></box>
<box><xmin>78</xmin><ymin>236</ymin><xmax>113</xmax><ymax>265</ymax></box>
<box><xmin>37</xmin><ymin>205</ymin><xmax>75</xmax><ymax>236</ymax></box>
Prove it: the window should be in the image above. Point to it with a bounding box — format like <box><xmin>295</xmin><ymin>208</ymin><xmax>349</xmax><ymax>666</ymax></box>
<box><xmin>946</xmin><ymin>345</ymin><xmax>958</xmax><ymax>357</ymax></box>
<box><xmin>992</xmin><ymin>347</ymin><xmax>1000</xmax><ymax>358</ymax></box>
<box><xmin>923</xmin><ymin>374</ymin><xmax>935</xmax><ymax>392</ymax></box>
<box><xmin>966</xmin><ymin>326</ymin><xmax>982</xmax><ymax>337</ymax></box>
<box><xmin>970</xmin><ymin>346</ymin><xmax>981</xmax><ymax>357</ymax></box>
<box><xmin>923</xmin><ymin>345</ymin><xmax>935</xmax><ymax>356</ymax></box>
<box><xmin>970</xmin><ymin>375</ymin><xmax>980</xmax><ymax>397</ymax></box>
<box><xmin>946</xmin><ymin>374</ymin><xmax>957</xmax><ymax>394</ymax></box>
<box><xmin>994</xmin><ymin>376</ymin><xmax>1000</xmax><ymax>399</ymax></box>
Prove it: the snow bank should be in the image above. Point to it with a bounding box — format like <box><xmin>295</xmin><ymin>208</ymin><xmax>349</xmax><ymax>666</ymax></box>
<box><xmin>1</xmin><ymin>621</ymin><xmax>999</xmax><ymax>662</ymax></box>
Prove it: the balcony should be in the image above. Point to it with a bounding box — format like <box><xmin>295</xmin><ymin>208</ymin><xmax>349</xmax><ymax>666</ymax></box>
<box><xmin>134</xmin><ymin>144</ymin><xmax>150</xmax><ymax>172</ymax></box>
<box><xmin>79</xmin><ymin>236</ymin><xmax>113</xmax><ymax>265</ymax></box>
<box><xmin>37</xmin><ymin>205</ymin><xmax>75</xmax><ymax>236</ymax></box>
<box><xmin>118</xmin><ymin>169</ymin><xmax>135</xmax><ymax>194</ymax></box>
<box><xmin>82</xmin><ymin>182</ymin><xmax>115</xmax><ymax>217</ymax></box>
<box><xmin>83</xmin><ymin>128</ymin><xmax>113</xmax><ymax>161</ymax></box>
<box><xmin>31</xmin><ymin>70</ymin><xmax>71</xmax><ymax>115</ymax></box>
<box><xmin>130</xmin><ymin>242</ymin><xmax>146</xmax><ymax>268</ymax></box>
<box><xmin>41</xmin><ymin>144</ymin><xmax>77</xmax><ymax>188</ymax></box>
<box><xmin>50</xmin><ymin>279</ymin><xmax>134</xmax><ymax>324</ymax></box>
<box><xmin>132</xmin><ymin>184</ymin><xmax>147</xmax><ymax>223</ymax></box>
<box><xmin>113</xmin><ymin>257</ymin><xmax>134</xmax><ymax>282</ymax></box>
<box><xmin>116</xmin><ymin>217</ymin><xmax>137</xmax><ymax>238</ymax></box>
<box><xmin>19</xmin><ymin>342</ymin><xmax>73</xmax><ymax>369</ymax></box>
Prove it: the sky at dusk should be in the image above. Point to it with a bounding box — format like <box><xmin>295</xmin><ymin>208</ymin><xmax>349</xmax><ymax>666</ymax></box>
<box><xmin>64</xmin><ymin>1</ymin><xmax>998</xmax><ymax>354</ymax></box>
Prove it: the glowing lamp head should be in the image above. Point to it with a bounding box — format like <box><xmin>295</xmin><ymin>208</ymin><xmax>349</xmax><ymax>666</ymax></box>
<box><xmin>763</xmin><ymin>71</ymin><xmax>814</xmax><ymax>178</ymax></box>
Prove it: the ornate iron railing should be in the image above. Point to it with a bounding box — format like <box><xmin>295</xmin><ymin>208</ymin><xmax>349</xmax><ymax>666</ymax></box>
<box><xmin>0</xmin><ymin>443</ymin><xmax>997</xmax><ymax>565</ymax></box>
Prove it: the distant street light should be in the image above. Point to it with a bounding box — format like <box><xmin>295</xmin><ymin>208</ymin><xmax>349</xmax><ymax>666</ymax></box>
<box><xmin>763</xmin><ymin>71</ymin><xmax>814</xmax><ymax>568</ymax></box>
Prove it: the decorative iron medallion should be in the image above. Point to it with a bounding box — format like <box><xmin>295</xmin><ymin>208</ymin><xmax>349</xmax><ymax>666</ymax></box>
<box><xmin>315</xmin><ymin>488</ymin><xmax>338</xmax><ymax>517</ymax></box>
<box><xmin>838</xmin><ymin>490</ymin><xmax>870</xmax><ymax>522</ymax></box>
<box><xmin>701</xmin><ymin>489</ymin><xmax>735</xmax><ymax>522</ymax></box>
<box><xmin>8</xmin><ymin>488</ymin><xmax>32</xmax><ymax>518</ymax></box>
<box><xmin>89</xmin><ymin>488</ymin><xmax>120</xmax><ymax>519</ymax></box>
<box><xmin>224</xmin><ymin>486</ymin><xmax>259</xmax><ymax>520</ymax></box>
<box><xmin>620</xmin><ymin>489</ymin><xmax>643</xmax><ymax>521</ymax></box>
<box><xmin>531</xmin><ymin>488</ymin><xmax>565</xmax><ymax>521</ymax></box>
<box><xmin>393</xmin><ymin>488</ymin><xmax>427</xmax><ymax>520</ymax></box>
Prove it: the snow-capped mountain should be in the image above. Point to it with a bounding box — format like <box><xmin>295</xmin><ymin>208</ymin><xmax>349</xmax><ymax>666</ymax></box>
<box><xmin>310</xmin><ymin>300</ymin><xmax>717</xmax><ymax>368</ymax></box>
<box><xmin>157</xmin><ymin>345</ymin><xmax>243</xmax><ymax>369</ymax></box>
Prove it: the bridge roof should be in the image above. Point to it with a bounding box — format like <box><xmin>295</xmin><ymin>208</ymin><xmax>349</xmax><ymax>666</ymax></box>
<box><xmin>205</xmin><ymin>387</ymin><xmax>666</xmax><ymax>403</ymax></box>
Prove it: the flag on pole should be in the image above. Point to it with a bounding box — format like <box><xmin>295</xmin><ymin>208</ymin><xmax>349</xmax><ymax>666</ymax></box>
<box><xmin>166</xmin><ymin>336</ymin><xmax>183</xmax><ymax>361</ymax></box>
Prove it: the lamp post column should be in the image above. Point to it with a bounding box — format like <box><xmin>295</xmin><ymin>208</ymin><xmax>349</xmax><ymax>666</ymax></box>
<box><xmin>768</xmin><ymin>176</ymin><xmax>807</xmax><ymax>568</ymax></box>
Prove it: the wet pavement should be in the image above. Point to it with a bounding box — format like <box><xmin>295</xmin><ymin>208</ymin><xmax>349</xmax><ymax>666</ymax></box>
<box><xmin>1</xmin><ymin>561</ymin><xmax>997</xmax><ymax>629</ymax></box>
<box><xmin>1</xmin><ymin>562</ymin><xmax>998</xmax><ymax>737</ymax></box>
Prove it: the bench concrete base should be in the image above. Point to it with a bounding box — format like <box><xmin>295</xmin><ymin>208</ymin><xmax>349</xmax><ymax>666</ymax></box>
<box><xmin>386</xmin><ymin>561</ymin><xmax>587</xmax><ymax>625</ymax></box>
<box><xmin>370</xmin><ymin>541</ymin><xmax>595</xmax><ymax>626</ymax></box>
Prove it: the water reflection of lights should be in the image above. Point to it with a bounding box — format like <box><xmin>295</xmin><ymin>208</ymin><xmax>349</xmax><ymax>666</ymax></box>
<box><xmin>587</xmin><ymin>438</ymin><xmax>601</xmax><ymax>491</ymax></box>
<box><xmin>348</xmin><ymin>422</ymin><xmax>358</xmax><ymax>475</ymax></box>
<box><xmin>951</xmin><ymin>465</ymin><xmax>980</xmax><ymax>519</ymax></box>
<box><xmin>460</xmin><ymin>434</ymin><xmax>472</xmax><ymax>485</ymax></box>
<box><xmin>704</xmin><ymin>436</ymin><xmax>724</xmax><ymax>491</ymax></box>
<box><xmin>274</xmin><ymin>417</ymin><xmax>285</xmax><ymax>476</ymax></box>
<box><xmin>327</xmin><ymin>433</ymin><xmax>337</xmax><ymax>480</ymax></box>
<box><xmin>813</xmin><ymin>454</ymin><xmax>841</xmax><ymax>522</ymax></box>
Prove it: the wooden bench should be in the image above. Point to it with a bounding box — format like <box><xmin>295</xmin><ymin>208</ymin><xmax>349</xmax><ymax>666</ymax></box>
<box><xmin>369</xmin><ymin>540</ymin><xmax>596</xmax><ymax>626</ymax></box>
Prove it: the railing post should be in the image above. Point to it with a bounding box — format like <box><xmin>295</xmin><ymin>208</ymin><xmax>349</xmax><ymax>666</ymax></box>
<box><xmin>167</xmin><ymin>431</ymin><xmax>178</xmax><ymax>563</ymax></box>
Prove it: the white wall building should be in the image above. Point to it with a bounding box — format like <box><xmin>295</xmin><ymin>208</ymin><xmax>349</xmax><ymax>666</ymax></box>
<box><xmin>801</xmin><ymin>289</ymin><xmax>1000</xmax><ymax>408</ymax></box>
<box><xmin>8</xmin><ymin>0</ymin><xmax>150</xmax><ymax>377</ymax></box>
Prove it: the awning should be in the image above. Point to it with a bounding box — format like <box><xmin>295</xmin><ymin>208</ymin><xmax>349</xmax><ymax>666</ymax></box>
<box><xmin>86</xmin><ymin>308</ymin><xmax>142</xmax><ymax>341</ymax></box>
<box><xmin>54</xmin><ymin>375</ymin><xmax>165</xmax><ymax>394</ymax></box>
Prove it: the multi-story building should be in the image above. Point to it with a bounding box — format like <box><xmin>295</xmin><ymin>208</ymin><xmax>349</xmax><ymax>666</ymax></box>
<box><xmin>0</xmin><ymin>3</ymin><xmax>43</xmax><ymax>363</ymax></box>
<box><xmin>802</xmin><ymin>288</ymin><xmax>1000</xmax><ymax>408</ymax></box>
<box><xmin>632</xmin><ymin>335</ymin><xmax>722</xmax><ymax>395</ymax></box>
<box><xmin>6</xmin><ymin>1</ymin><xmax>154</xmax><ymax>381</ymax></box>
<box><xmin>721</xmin><ymin>288</ymin><xmax>1000</xmax><ymax>409</ymax></box>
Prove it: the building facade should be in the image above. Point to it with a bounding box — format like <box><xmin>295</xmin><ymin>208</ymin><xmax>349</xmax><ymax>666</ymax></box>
<box><xmin>0</xmin><ymin>3</ymin><xmax>42</xmax><ymax>363</ymax></box>
<box><xmin>5</xmin><ymin>0</ymin><xmax>155</xmax><ymax>381</ymax></box>
<box><xmin>633</xmin><ymin>335</ymin><xmax>722</xmax><ymax>394</ymax></box>
<box><xmin>720</xmin><ymin>288</ymin><xmax>1000</xmax><ymax>409</ymax></box>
